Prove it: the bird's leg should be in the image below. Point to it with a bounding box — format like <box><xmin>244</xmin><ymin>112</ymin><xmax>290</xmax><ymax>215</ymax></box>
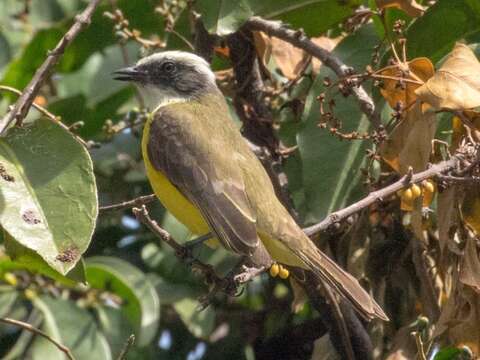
<box><xmin>183</xmin><ymin>232</ymin><xmax>213</xmax><ymax>256</ymax></box>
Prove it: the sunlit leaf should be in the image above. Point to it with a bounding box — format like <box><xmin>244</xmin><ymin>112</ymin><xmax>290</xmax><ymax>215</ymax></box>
<box><xmin>0</xmin><ymin>118</ymin><xmax>97</xmax><ymax>274</ymax></box>
<box><xmin>416</xmin><ymin>43</ymin><xmax>480</xmax><ymax>111</ymax></box>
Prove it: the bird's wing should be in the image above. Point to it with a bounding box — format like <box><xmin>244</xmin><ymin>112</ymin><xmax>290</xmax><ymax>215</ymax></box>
<box><xmin>146</xmin><ymin>108</ymin><xmax>259</xmax><ymax>257</ymax></box>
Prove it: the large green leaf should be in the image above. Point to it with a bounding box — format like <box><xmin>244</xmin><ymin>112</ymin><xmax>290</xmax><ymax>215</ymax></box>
<box><xmin>30</xmin><ymin>297</ymin><xmax>112</xmax><ymax>360</ymax></box>
<box><xmin>95</xmin><ymin>305</ymin><xmax>135</xmax><ymax>359</ymax></box>
<box><xmin>85</xmin><ymin>256</ymin><xmax>160</xmax><ymax>346</ymax></box>
<box><xmin>407</xmin><ymin>0</ymin><xmax>480</xmax><ymax>62</ymax></box>
<box><xmin>0</xmin><ymin>234</ymin><xmax>86</xmax><ymax>286</ymax></box>
<box><xmin>197</xmin><ymin>0</ymin><xmax>361</xmax><ymax>36</ymax></box>
<box><xmin>292</xmin><ymin>25</ymin><xmax>379</xmax><ymax>223</ymax></box>
<box><xmin>0</xmin><ymin>118</ymin><xmax>97</xmax><ymax>274</ymax></box>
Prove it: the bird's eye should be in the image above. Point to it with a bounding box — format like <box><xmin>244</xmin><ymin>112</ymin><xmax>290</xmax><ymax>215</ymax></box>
<box><xmin>161</xmin><ymin>61</ymin><xmax>176</xmax><ymax>73</ymax></box>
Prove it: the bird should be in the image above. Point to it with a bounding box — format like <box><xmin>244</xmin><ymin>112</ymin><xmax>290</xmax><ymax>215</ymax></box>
<box><xmin>113</xmin><ymin>51</ymin><xmax>388</xmax><ymax>321</ymax></box>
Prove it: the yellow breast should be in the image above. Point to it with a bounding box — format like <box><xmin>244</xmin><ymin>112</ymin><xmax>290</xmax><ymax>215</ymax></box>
<box><xmin>141</xmin><ymin>117</ymin><xmax>211</xmax><ymax>237</ymax></box>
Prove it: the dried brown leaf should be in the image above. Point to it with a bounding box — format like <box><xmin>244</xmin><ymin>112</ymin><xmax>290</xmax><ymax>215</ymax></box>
<box><xmin>460</xmin><ymin>237</ymin><xmax>480</xmax><ymax>293</ymax></box>
<box><xmin>253</xmin><ymin>32</ymin><xmax>339</xmax><ymax>79</ymax></box>
<box><xmin>416</xmin><ymin>43</ymin><xmax>480</xmax><ymax>111</ymax></box>
<box><xmin>290</xmin><ymin>277</ymin><xmax>308</xmax><ymax>313</ymax></box>
<box><xmin>381</xmin><ymin>101</ymin><xmax>436</xmax><ymax>174</ymax></box>
<box><xmin>385</xmin><ymin>324</ymin><xmax>418</xmax><ymax>360</ymax></box>
<box><xmin>434</xmin><ymin>286</ymin><xmax>480</xmax><ymax>356</ymax></box>
<box><xmin>437</xmin><ymin>186</ymin><xmax>460</xmax><ymax>254</ymax></box>
<box><xmin>376</xmin><ymin>0</ymin><xmax>426</xmax><ymax>17</ymax></box>
<box><xmin>379</xmin><ymin>58</ymin><xmax>434</xmax><ymax>109</ymax></box>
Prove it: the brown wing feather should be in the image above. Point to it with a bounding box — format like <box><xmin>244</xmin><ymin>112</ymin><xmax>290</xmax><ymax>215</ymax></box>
<box><xmin>147</xmin><ymin>108</ymin><xmax>259</xmax><ymax>257</ymax></box>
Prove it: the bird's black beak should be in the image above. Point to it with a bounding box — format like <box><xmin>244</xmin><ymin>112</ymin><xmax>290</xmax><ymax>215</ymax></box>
<box><xmin>112</xmin><ymin>66</ymin><xmax>145</xmax><ymax>82</ymax></box>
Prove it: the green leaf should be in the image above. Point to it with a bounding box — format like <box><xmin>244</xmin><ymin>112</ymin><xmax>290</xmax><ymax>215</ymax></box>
<box><xmin>407</xmin><ymin>0</ymin><xmax>480</xmax><ymax>62</ymax></box>
<box><xmin>30</xmin><ymin>296</ymin><xmax>112</xmax><ymax>360</ymax></box>
<box><xmin>253</xmin><ymin>0</ymin><xmax>361</xmax><ymax>36</ymax></box>
<box><xmin>1</xmin><ymin>28</ymin><xmax>64</xmax><ymax>92</ymax></box>
<box><xmin>197</xmin><ymin>0</ymin><xmax>254</xmax><ymax>36</ymax></box>
<box><xmin>173</xmin><ymin>297</ymin><xmax>215</xmax><ymax>339</ymax></box>
<box><xmin>0</xmin><ymin>234</ymin><xmax>86</xmax><ymax>286</ymax></box>
<box><xmin>293</xmin><ymin>25</ymin><xmax>379</xmax><ymax>223</ymax></box>
<box><xmin>197</xmin><ymin>0</ymin><xmax>361</xmax><ymax>36</ymax></box>
<box><xmin>0</xmin><ymin>118</ymin><xmax>97</xmax><ymax>274</ymax></box>
<box><xmin>85</xmin><ymin>256</ymin><xmax>160</xmax><ymax>346</ymax></box>
<box><xmin>95</xmin><ymin>305</ymin><xmax>135</xmax><ymax>359</ymax></box>
<box><xmin>433</xmin><ymin>347</ymin><xmax>472</xmax><ymax>360</ymax></box>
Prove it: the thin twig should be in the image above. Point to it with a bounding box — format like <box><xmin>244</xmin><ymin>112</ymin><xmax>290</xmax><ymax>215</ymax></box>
<box><xmin>132</xmin><ymin>205</ymin><xmax>226</xmax><ymax>293</ymax></box>
<box><xmin>0</xmin><ymin>317</ymin><xmax>75</xmax><ymax>360</ymax></box>
<box><xmin>107</xmin><ymin>0</ymin><xmax>145</xmax><ymax>108</ymax></box>
<box><xmin>0</xmin><ymin>0</ymin><xmax>102</xmax><ymax>135</ymax></box>
<box><xmin>304</xmin><ymin>156</ymin><xmax>461</xmax><ymax>236</ymax></box>
<box><xmin>0</xmin><ymin>85</ymin><xmax>89</xmax><ymax>147</ymax></box>
<box><xmin>245</xmin><ymin>16</ymin><xmax>381</xmax><ymax>128</ymax></box>
<box><xmin>116</xmin><ymin>334</ymin><xmax>135</xmax><ymax>360</ymax></box>
<box><xmin>100</xmin><ymin>194</ymin><xmax>156</xmax><ymax>212</ymax></box>
<box><xmin>132</xmin><ymin>205</ymin><xmax>267</xmax><ymax>303</ymax></box>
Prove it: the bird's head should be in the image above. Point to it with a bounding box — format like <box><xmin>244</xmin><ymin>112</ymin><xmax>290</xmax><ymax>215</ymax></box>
<box><xmin>113</xmin><ymin>51</ymin><xmax>218</xmax><ymax>110</ymax></box>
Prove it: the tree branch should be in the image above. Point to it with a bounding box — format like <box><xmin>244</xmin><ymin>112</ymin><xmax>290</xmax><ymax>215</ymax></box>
<box><xmin>100</xmin><ymin>194</ymin><xmax>156</xmax><ymax>212</ymax></box>
<box><xmin>0</xmin><ymin>85</ymin><xmax>89</xmax><ymax>148</ymax></box>
<box><xmin>116</xmin><ymin>334</ymin><xmax>135</xmax><ymax>360</ymax></box>
<box><xmin>304</xmin><ymin>156</ymin><xmax>462</xmax><ymax>236</ymax></box>
<box><xmin>245</xmin><ymin>16</ymin><xmax>380</xmax><ymax>128</ymax></box>
<box><xmin>0</xmin><ymin>0</ymin><xmax>102</xmax><ymax>135</ymax></box>
<box><xmin>0</xmin><ymin>317</ymin><xmax>75</xmax><ymax>360</ymax></box>
<box><xmin>132</xmin><ymin>205</ymin><xmax>263</xmax><ymax>304</ymax></box>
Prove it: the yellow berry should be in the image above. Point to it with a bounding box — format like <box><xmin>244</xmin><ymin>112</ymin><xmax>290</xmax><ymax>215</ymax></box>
<box><xmin>410</xmin><ymin>184</ymin><xmax>421</xmax><ymax>199</ymax></box>
<box><xmin>269</xmin><ymin>263</ymin><xmax>279</xmax><ymax>277</ymax></box>
<box><xmin>402</xmin><ymin>188</ymin><xmax>413</xmax><ymax>202</ymax></box>
<box><xmin>24</xmin><ymin>288</ymin><xmax>37</xmax><ymax>300</ymax></box>
<box><xmin>278</xmin><ymin>266</ymin><xmax>289</xmax><ymax>279</ymax></box>
<box><xmin>396</xmin><ymin>189</ymin><xmax>404</xmax><ymax>197</ymax></box>
<box><xmin>423</xmin><ymin>180</ymin><xmax>435</xmax><ymax>194</ymax></box>
<box><xmin>3</xmin><ymin>272</ymin><xmax>17</xmax><ymax>286</ymax></box>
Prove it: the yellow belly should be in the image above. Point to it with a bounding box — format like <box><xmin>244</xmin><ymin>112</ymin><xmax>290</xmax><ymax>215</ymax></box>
<box><xmin>141</xmin><ymin>119</ymin><xmax>211</xmax><ymax>238</ymax></box>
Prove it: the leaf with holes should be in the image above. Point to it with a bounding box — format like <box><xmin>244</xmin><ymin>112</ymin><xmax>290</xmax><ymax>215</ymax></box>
<box><xmin>0</xmin><ymin>118</ymin><xmax>97</xmax><ymax>275</ymax></box>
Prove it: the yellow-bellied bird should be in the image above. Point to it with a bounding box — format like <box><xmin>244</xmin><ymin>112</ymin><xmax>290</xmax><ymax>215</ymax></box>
<box><xmin>114</xmin><ymin>51</ymin><xmax>387</xmax><ymax>321</ymax></box>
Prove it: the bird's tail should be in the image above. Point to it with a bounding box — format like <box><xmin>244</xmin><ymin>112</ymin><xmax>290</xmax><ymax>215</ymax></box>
<box><xmin>294</xmin><ymin>245</ymin><xmax>388</xmax><ymax>321</ymax></box>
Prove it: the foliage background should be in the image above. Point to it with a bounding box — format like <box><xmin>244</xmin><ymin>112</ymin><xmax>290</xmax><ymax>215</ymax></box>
<box><xmin>0</xmin><ymin>0</ymin><xmax>479</xmax><ymax>359</ymax></box>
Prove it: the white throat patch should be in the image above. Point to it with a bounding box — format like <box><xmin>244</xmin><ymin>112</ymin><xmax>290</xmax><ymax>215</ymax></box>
<box><xmin>137</xmin><ymin>84</ymin><xmax>189</xmax><ymax>113</ymax></box>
